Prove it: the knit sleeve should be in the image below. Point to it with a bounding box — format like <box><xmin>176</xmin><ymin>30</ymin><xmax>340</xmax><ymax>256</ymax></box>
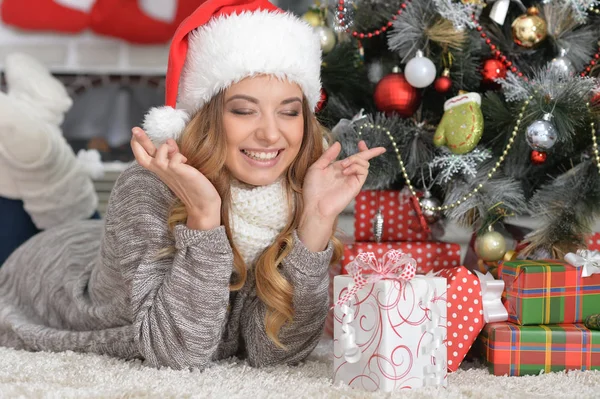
<box><xmin>106</xmin><ymin>164</ymin><xmax>234</xmax><ymax>370</ymax></box>
<box><xmin>240</xmin><ymin>230</ymin><xmax>333</xmax><ymax>367</ymax></box>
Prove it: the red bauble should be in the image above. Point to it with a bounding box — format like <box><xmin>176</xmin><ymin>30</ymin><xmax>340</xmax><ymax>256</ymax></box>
<box><xmin>591</xmin><ymin>90</ymin><xmax>600</xmax><ymax>106</ymax></box>
<box><xmin>373</xmin><ymin>72</ymin><xmax>421</xmax><ymax>117</ymax></box>
<box><xmin>434</xmin><ymin>76</ymin><xmax>452</xmax><ymax>94</ymax></box>
<box><xmin>481</xmin><ymin>59</ymin><xmax>507</xmax><ymax>86</ymax></box>
<box><xmin>531</xmin><ymin>150</ymin><xmax>547</xmax><ymax>164</ymax></box>
<box><xmin>316</xmin><ymin>88</ymin><xmax>328</xmax><ymax>112</ymax></box>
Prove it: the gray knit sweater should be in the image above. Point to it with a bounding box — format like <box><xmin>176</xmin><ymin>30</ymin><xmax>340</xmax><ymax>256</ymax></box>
<box><xmin>0</xmin><ymin>163</ymin><xmax>333</xmax><ymax>370</ymax></box>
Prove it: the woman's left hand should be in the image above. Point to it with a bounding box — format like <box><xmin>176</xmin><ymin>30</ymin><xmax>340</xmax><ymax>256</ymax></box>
<box><xmin>303</xmin><ymin>140</ymin><xmax>386</xmax><ymax>222</ymax></box>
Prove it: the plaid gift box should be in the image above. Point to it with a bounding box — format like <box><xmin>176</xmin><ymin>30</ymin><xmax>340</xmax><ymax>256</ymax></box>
<box><xmin>478</xmin><ymin>322</ymin><xmax>600</xmax><ymax>376</ymax></box>
<box><xmin>354</xmin><ymin>190</ymin><xmax>431</xmax><ymax>242</ymax></box>
<box><xmin>500</xmin><ymin>260</ymin><xmax>600</xmax><ymax>325</ymax></box>
<box><xmin>341</xmin><ymin>241</ymin><xmax>461</xmax><ymax>275</ymax></box>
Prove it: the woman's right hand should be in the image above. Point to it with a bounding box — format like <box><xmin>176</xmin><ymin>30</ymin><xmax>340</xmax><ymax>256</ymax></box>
<box><xmin>130</xmin><ymin>127</ymin><xmax>221</xmax><ymax>230</ymax></box>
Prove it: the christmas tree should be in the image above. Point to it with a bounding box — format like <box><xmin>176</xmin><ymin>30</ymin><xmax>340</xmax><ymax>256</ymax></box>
<box><xmin>308</xmin><ymin>0</ymin><xmax>600</xmax><ymax>260</ymax></box>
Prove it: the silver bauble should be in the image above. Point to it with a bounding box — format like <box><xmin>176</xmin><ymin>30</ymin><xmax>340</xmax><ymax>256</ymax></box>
<box><xmin>314</xmin><ymin>25</ymin><xmax>336</xmax><ymax>54</ymax></box>
<box><xmin>526</xmin><ymin>113</ymin><xmax>558</xmax><ymax>151</ymax></box>
<box><xmin>550</xmin><ymin>56</ymin><xmax>575</xmax><ymax>77</ymax></box>
<box><xmin>404</xmin><ymin>50</ymin><xmax>436</xmax><ymax>88</ymax></box>
<box><xmin>420</xmin><ymin>194</ymin><xmax>441</xmax><ymax>224</ymax></box>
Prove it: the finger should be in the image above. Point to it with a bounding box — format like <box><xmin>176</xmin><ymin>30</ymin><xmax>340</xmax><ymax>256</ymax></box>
<box><xmin>358</xmin><ymin>140</ymin><xmax>369</xmax><ymax>152</ymax></box>
<box><xmin>132</xmin><ymin>127</ymin><xmax>157</xmax><ymax>157</ymax></box>
<box><xmin>354</xmin><ymin>146</ymin><xmax>386</xmax><ymax>161</ymax></box>
<box><xmin>340</xmin><ymin>155</ymin><xmax>369</xmax><ymax>169</ymax></box>
<box><xmin>342</xmin><ymin>164</ymin><xmax>369</xmax><ymax>176</ymax></box>
<box><xmin>169</xmin><ymin>152</ymin><xmax>188</xmax><ymax>166</ymax></box>
<box><xmin>312</xmin><ymin>141</ymin><xmax>342</xmax><ymax>169</ymax></box>
<box><xmin>155</xmin><ymin>143</ymin><xmax>171</xmax><ymax>168</ymax></box>
<box><xmin>166</xmin><ymin>138</ymin><xmax>180</xmax><ymax>155</ymax></box>
<box><xmin>131</xmin><ymin>138</ymin><xmax>154</xmax><ymax>168</ymax></box>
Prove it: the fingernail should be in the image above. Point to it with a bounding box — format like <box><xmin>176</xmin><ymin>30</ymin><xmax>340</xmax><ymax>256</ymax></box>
<box><xmin>341</xmin><ymin>159</ymin><xmax>350</xmax><ymax>167</ymax></box>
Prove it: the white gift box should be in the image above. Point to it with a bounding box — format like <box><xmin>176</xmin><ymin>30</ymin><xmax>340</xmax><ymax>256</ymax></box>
<box><xmin>333</xmin><ymin>275</ymin><xmax>447</xmax><ymax>392</ymax></box>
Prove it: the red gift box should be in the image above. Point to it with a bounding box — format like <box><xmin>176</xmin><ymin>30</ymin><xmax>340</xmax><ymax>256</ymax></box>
<box><xmin>435</xmin><ymin>266</ymin><xmax>484</xmax><ymax>372</ymax></box>
<box><xmin>354</xmin><ymin>190</ymin><xmax>431</xmax><ymax>242</ymax></box>
<box><xmin>587</xmin><ymin>233</ymin><xmax>600</xmax><ymax>251</ymax></box>
<box><xmin>341</xmin><ymin>241</ymin><xmax>461</xmax><ymax>275</ymax></box>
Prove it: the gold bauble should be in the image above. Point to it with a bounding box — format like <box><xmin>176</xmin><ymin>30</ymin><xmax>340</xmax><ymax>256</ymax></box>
<box><xmin>315</xmin><ymin>25</ymin><xmax>337</xmax><ymax>54</ymax></box>
<box><xmin>302</xmin><ymin>10</ymin><xmax>323</xmax><ymax>27</ymax></box>
<box><xmin>475</xmin><ymin>231</ymin><xmax>507</xmax><ymax>262</ymax></box>
<box><xmin>511</xmin><ymin>7</ymin><xmax>547</xmax><ymax>48</ymax></box>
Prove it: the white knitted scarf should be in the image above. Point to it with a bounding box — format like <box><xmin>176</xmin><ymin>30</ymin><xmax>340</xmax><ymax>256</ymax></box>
<box><xmin>229</xmin><ymin>178</ymin><xmax>291</xmax><ymax>266</ymax></box>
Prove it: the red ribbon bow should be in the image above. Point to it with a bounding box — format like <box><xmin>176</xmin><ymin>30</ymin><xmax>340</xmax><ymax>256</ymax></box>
<box><xmin>334</xmin><ymin>249</ymin><xmax>417</xmax><ymax>307</ymax></box>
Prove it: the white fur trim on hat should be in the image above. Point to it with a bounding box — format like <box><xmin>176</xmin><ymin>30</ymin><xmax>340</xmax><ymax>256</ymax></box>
<box><xmin>142</xmin><ymin>106</ymin><xmax>190</xmax><ymax>144</ymax></box>
<box><xmin>178</xmin><ymin>10</ymin><xmax>322</xmax><ymax>114</ymax></box>
<box><xmin>443</xmin><ymin>92</ymin><xmax>481</xmax><ymax>111</ymax></box>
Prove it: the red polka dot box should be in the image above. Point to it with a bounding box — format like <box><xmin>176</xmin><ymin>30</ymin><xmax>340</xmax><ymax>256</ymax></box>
<box><xmin>354</xmin><ymin>190</ymin><xmax>431</xmax><ymax>242</ymax></box>
<box><xmin>341</xmin><ymin>242</ymin><xmax>461</xmax><ymax>275</ymax></box>
<box><xmin>587</xmin><ymin>233</ymin><xmax>600</xmax><ymax>251</ymax></box>
<box><xmin>434</xmin><ymin>266</ymin><xmax>485</xmax><ymax>372</ymax></box>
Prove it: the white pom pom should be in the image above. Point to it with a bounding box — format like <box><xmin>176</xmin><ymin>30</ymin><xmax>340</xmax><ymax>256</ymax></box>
<box><xmin>142</xmin><ymin>106</ymin><xmax>190</xmax><ymax>144</ymax></box>
<box><xmin>77</xmin><ymin>149</ymin><xmax>104</xmax><ymax>180</ymax></box>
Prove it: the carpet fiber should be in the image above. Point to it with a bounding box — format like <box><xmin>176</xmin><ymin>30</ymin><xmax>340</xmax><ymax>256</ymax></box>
<box><xmin>0</xmin><ymin>339</ymin><xmax>598</xmax><ymax>398</ymax></box>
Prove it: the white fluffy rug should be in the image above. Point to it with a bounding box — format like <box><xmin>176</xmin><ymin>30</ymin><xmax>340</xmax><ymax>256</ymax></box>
<box><xmin>0</xmin><ymin>339</ymin><xmax>599</xmax><ymax>398</ymax></box>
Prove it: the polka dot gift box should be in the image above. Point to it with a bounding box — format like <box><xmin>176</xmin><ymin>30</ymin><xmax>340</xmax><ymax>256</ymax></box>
<box><xmin>341</xmin><ymin>242</ymin><xmax>461</xmax><ymax>275</ymax></box>
<box><xmin>354</xmin><ymin>190</ymin><xmax>431</xmax><ymax>242</ymax></box>
<box><xmin>433</xmin><ymin>266</ymin><xmax>507</xmax><ymax>372</ymax></box>
<box><xmin>587</xmin><ymin>233</ymin><xmax>600</xmax><ymax>251</ymax></box>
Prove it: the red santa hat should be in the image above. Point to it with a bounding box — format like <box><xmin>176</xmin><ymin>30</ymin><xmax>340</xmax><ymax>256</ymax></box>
<box><xmin>143</xmin><ymin>0</ymin><xmax>323</xmax><ymax>144</ymax></box>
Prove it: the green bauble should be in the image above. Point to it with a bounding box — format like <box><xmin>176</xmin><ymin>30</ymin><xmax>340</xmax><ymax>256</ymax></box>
<box><xmin>434</xmin><ymin>92</ymin><xmax>484</xmax><ymax>154</ymax></box>
<box><xmin>302</xmin><ymin>10</ymin><xmax>323</xmax><ymax>27</ymax></box>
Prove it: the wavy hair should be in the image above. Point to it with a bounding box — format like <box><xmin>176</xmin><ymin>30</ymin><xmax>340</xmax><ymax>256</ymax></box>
<box><xmin>165</xmin><ymin>91</ymin><xmax>343</xmax><ymax>347</ymax></box>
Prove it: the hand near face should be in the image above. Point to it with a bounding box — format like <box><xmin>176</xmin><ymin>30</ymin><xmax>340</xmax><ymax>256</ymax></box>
<box><xmin>130</xmin><ymin>127</ymin><xmax>221</xmax><ymax>230</ymax></box>
<box><xmin>303</xmin><ymin>140</ymin><xmax>385</xmax><ymax>221</ymax></box>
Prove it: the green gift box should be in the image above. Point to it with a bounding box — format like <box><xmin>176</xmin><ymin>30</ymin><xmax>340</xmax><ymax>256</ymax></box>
<box><xmin>499</xmin><ymin>260</ymin><xmax>600</xmax><ymax>325</ymax></box>
<box><xmin>478</xmin><ymin>322</ymin><xmax>600</xmax><ymax>376</ymax></box>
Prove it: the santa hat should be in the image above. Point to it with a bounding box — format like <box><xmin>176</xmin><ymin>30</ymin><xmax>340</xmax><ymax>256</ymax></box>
<box><xmin>143</xmin><ymin>0</ymin><xmax>323</xmax><ymax>144</ymax></box>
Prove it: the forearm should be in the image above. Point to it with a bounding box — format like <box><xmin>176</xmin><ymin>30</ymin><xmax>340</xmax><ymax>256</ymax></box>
<box><xmin>186</xmin><ymin>204</ymin><xmax>221</xmax><ymax>230</ymax></box>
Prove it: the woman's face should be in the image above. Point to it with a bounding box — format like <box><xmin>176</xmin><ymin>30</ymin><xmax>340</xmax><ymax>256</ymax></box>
<box><xmin>222</xmin><ymin>75</ymin><xmax>305</xmax><ymax>186</ymax></box>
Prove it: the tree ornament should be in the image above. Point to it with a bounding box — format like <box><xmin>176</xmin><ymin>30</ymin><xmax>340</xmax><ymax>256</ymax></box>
<box><xmin>526</xmin><ymin>113</ymin><xmax>558</xmax><ymax>151</ymax></box>
<box><xmin>434</xmin><ymin>68</ymin><xmax>452</xmax><ymax>94</ymax></box>
<box><xmin>420</xmin><ymin>192</ymin><xmax>442</xmax><ymax>224</ymax></box>
<box><xmin>530</xmin><ymin>150</ymin><xmax>547</xmax><ymax>164</ymax></box>
<box><xmin>372</xmin><ymin>208</ymin><xmax>384</xmax><ymax>243</ymax></box>
<box><xmin>489</xmin><ymin>0</ymin><xmax>510</xmax><ymax>25</ymax></box>
<box><xmin>315</xmin><ymin>24</ymin><xmax>337</xmax><ymax>54</ymax></box>
<box><xmin>404</xmin><ymin>50</ymin><xmax>436</xmax><ymax>89</ymax></box>
<box><xmin>475</xmin><ymin>228</ymin><xmax>507</xmax><ymax>262</ymax></box>
<box><xmin>481</xmin><ymin>59</ymin><xmax>507</xmax><ymax>86</ymax></box>
<box><xmin>315</xmin><ymin>88</ymin><xmax>328</xmax><ymax>112</ymax></box>
<box><xmin>511</xmin><ymin>7</ymin><xmax>547</xmax><ymax>48</ymax></box>
<box><xmin>549</xmin><ymin>48</ymin><xmax>575</xmax><ymax>77</ymax></box>
<box><xmin>373</xmin><ymin>67</ymin><xmax>421</xmax><ymax>117</ymax></box>
<box><xmin>301</xmin><ymin>9</ymin><xmax>322</xmax><ymax>27</ymax></box>
<box><xmin>591</xmin><ymin>90</ymin><xmax>600</xmax><ymax>106</ymax></box>
<box><xmin>434</xmin><ymin>92</ymin><xmax>484</xmax><ymax>154</ymax></box>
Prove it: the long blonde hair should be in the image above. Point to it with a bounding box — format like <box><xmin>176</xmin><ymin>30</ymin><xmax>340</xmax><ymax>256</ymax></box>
<box><xmin>166</xmin><ymin>91</ymin><xmax>343</xmax><ymax>347</ymax></box>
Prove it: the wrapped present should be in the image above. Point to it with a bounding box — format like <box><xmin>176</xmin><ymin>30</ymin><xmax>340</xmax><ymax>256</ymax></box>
<box><xmin>354</xmin><ymin>190</ymin><xmax>431</xmax><ymax>242</ymax></box>
<box><xmin>500</xmin><ymin>259</ymin><xmax>600</xmax><ymax>325</ymax></box>
<box><xmin>478</xmin><ymin>322</ymin><xmax>600</xmax><ymax>376</ymax></box>
<box><xmin>324</xmin><ymin>261</ymin><xmax>343</xmax><ymax>337</ymax></box>
<box><xmin>341</xmin><ymin>241</ymin><xmax>461</xmax><ymax>275</ymax></box>
<box><xmin>333</xmin><ymin>250</ymin><xmax>447</xmax><ymax>392</ymax></box>
<box><xmin>587</xmin><ymin>233</ymin><xmax>600</xmax><ymax>251</ymax></box>
<box><xmin>432</xmin><ymin>267</ymin><xmax>507</xmax><ymax>372</ymax></box>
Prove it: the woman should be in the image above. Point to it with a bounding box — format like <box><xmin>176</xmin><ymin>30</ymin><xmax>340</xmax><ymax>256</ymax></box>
<box><xmin>0</xmin><ymin>0</ymin><xmax>385</xmax><ymax>370</ymax></box>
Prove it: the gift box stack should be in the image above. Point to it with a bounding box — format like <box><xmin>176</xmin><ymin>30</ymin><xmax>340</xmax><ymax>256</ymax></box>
<box><xmin>476</xmin><ymin>251</ymin><xmax>600</xmax><ymax>376</ymax></box>
<box><xmin>325</xmin><ymin>190</ymin><xmax>462</xmax><ymax>337</ymax></box>
<box><xmin>342</xmin><ymin>190</ymin><xmax>461</xmax><ymax>275</ymax></box>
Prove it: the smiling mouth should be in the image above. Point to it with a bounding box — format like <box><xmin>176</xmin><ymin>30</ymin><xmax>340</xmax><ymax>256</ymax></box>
<box><xmin>241</xmin><ymin>149</ymin><xmax>283</xmax><ymax>161</ymax></box>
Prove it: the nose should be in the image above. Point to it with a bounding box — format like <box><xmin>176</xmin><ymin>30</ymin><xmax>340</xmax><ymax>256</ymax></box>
<box><xmin>254</xmin><ymin>113</ymin><xmax>280</xmax><ymax>145</ymax></box>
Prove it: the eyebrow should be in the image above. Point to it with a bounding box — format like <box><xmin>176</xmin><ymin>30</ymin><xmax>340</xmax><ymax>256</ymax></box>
<box><xmin>225</xmin><ymin>95</ymin><xmax>303</xmax><ymax>105</ymax></box>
